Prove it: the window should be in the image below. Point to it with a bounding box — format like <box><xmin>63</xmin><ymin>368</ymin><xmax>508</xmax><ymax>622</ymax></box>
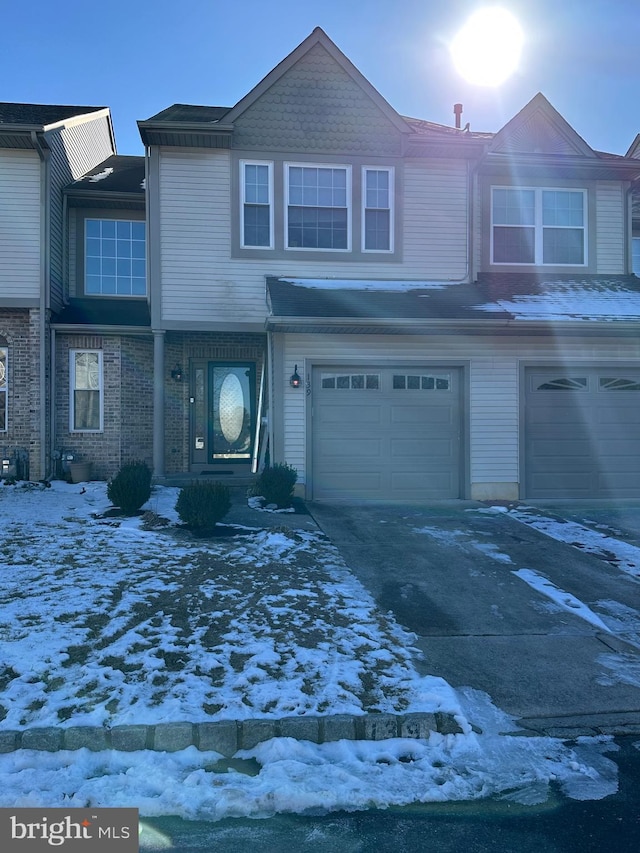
<box><xmin>393</xmin><ymin>373</ymin><xmax>451</xmax><ymax>390</ymax></box>
<box><xmin>599</xmin><ymin>377</ymin><xmax>640</xmax><ymax>391</ymax></box>
<box><xmin>536</xmin><ymin>377</ymin><xmax>588</xmax><ymax>391</ymax></box>
<box><xmin>492</xmin><ymin>188</ymin><xmax>586</xmax><ymax>265</ymax></box>
<box><xmin>633</xmin><ymin>237</ymin><xmax>640</xmax><ymax>275</ymax></box>
<box><xmin>241</xmin><ymin>161</ymin><xmax>273</xmax><ymax>248</ymax></box>
<box><xmin>70</xmin><ymin>351</ymin><xmax>102</xmax><ymax>432</ymax></box>
<box><xmin>363</xmin><ymin>167</ymin><xmax>393</xmax><ymax>251</ymax></box>
<box><xmin>85</xmin><ymin>219</ymin><xmax>146</xmax><ymax>295</ymax></box>
<box><xmin>286</xmin><ymin>165</ymin><xmax>350</xmax><ymax>250</ymax></box>
<box><xmin>321</xmin><ymin>373</ymin><xmax>379</xmax><ymax>390</ymax></box>
<box><xmin>0</xmin><ymin>348</ymin><xmax>6</xmax><ymax>431</ymax></box>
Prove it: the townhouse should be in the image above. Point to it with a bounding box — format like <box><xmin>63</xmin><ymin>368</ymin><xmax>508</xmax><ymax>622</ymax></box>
<box><xmin>3</xmin><ymin>27</ymin><xmax>640</xmax><ymax>500</ymax></box>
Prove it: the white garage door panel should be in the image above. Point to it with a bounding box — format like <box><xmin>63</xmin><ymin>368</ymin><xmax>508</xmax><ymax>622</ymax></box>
<box><xmin>525</xmin><ymin>367</ymin><xmax>640</xmax><ymax>498</ymax></box>
<box><xmin>312</xmin><ymin>366</ymin><xmax>462</xmax><ymax>501</ymax></box>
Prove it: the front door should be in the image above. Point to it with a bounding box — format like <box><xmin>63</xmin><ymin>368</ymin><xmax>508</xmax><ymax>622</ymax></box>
<box><xmin>190</xmin><ymin>362</ymin><xmax>256</xmax><ymax>471</ymax></box>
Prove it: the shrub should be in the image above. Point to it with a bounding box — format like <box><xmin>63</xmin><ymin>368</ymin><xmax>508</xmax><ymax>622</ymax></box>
<box><xmin>255</xmin><ymin>463</ymin><xmax>298</xmax><ymax>508</ymax></box>
<box><xmin>176</xmin><ymin>481</ymin><xmax>231</xmax><ymax>530</ymax></box>
<box><xmin>107</xmin><ymin>461</ymin><xmax>152</xmax><ymax>515</ymax></box>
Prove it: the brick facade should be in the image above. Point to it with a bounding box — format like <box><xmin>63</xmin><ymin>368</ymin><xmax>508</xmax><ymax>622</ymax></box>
<box><xmin>164</xmin><ymin>331</ymin><xmax>266</xmax><ymax>474</ymax></box>
<box><xmin>0</xmin><ymin>308</ymin><xmax>45</xmax><ymax>480</ymax></box>
<box><xmin>55</xmin><ymin>333</ymin><xmax>154</xmax><ymax>480</ymax></box>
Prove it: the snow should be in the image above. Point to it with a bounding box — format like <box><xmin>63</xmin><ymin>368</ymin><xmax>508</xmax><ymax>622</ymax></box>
<box><xmin>88</xmin><ymin>167</ymin><xmax>114</xmax><ymax>183</ymax></box>
<box><xmin>513</xmin><ymin>569</ymin><xmax>612</xmax><ymax>632</ymax></box>
<box><xmin>477</xmin><ymin>286</ymin><xmax>640</xmax><ymax>321</ymax></box>
<box><xmin>504</xmin><ymin>506</ymin><xmax>640</xmax><ymax>580</ymax></box>
<box><xmin>280</xmin><ymin>277</ymin><xmax>460</xmax><ymax>291</ymax></box>
<box><xmin>0</xmin><ymin>482</ymin><xmax>625</xmax><ymax>819</ymax></box>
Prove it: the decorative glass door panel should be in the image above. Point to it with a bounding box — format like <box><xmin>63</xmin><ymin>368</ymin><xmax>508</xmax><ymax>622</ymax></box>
<box><xmin>210</xmin><ymin>364</ymin><xmax>255</xmax><ymax>462</ymax></box>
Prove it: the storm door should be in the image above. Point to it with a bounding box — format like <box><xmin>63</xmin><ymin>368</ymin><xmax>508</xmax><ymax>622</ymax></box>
<box><xmin>190</xmin><ymin>362</ymin><xmax>256</xmax><ymax>469</ymax></box>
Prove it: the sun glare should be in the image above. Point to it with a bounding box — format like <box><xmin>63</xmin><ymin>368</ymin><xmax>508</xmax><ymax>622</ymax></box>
<box><xmin>450</xmin><ymin>7</ymin><xmax>524</xmax><ymax>87</ymax></box>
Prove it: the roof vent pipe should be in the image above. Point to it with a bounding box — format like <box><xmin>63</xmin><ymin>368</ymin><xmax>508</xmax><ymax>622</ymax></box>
<box><xmin>454</xmin><ymin>103</ymin><xmax>463</xmax><ymax>129</ymax></box>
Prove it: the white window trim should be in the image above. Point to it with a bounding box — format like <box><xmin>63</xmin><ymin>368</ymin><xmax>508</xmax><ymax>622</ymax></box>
<box><xmin>491</xmin><ymin>186</ymin><xmax>588</xmax><ymax>266</ymax></box>
<box><xmin>362</xmin><ymin>166</ymin><xmax>394</xmax><ymax>253</ymax></box>
<box><xmin>240</xmin><ymin>160</ymin><xmax>274</xmax><ymax>249</ymax></box>
<box><xmin>285</xmin><ymin>162</ymin><xmax>352</xmax><ymax>252</ymax></box>
<box><xmin>70</xmin><ymin>349</ymin><xmax>104</xmax><ymax>433</ymax></box>
<box><xmin>0</xmin><ymin>347</ymin><xmax>7</xmax><ymax>433</ymax></box>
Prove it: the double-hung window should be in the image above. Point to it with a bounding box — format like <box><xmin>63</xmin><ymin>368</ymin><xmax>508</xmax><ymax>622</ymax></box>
<box><xmin>363</xmin><ymin>167</ymin><xmax>393</xmax><ymax>251</ymax></box>
<box><xmin>241</xmin><ymin>161</ymin><xmax>273</xmax><ymax>248</ymax></box>
<box><xmin>85</xmin><ymin>219</ymin><xmax>146</xmax><ymax>295</ymax></box>
<box><xmin>286</xmin><ymin>164</ymin><xmax>350</xmax><ymax>250</ymax></box>
<box><xmin>70</xmin><ymin>350</ymin><xmax>103</xmax><ymax>432</ymax></box>
<box><xmin>492</xmin><ymin>187</ymin><xmax>586</xmax><ymax>265</ymax></box>
<box><xmin>0</xmin><ymin>348</ymin><xmax>6</xmax><ymax>431</ymax></box>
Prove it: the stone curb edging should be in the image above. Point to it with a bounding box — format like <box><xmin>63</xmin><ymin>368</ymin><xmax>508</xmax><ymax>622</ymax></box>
<box><xmin>0</xmin><ymin>712</ymin><xmax>463</xmax><ymax>757</ymax></box>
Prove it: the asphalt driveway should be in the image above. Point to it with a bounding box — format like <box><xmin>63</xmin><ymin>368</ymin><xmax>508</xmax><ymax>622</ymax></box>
<box><xmin>309</xmin><ymin>501</ymin><xmax>640</xmax><ymax>736</ymax></box>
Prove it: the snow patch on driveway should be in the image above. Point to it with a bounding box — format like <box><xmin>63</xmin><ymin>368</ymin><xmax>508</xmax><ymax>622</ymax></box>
<box><xmin>504</xmin><ymin>508</ymin><xmax>640</xmax><ymax>580</ymax></box>
<box><xmin>512</xmin><ymin>569</ymin><xmax>612</xmax><ymax>633</ymax></box>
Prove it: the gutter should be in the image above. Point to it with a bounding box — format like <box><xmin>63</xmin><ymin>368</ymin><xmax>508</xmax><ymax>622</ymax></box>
<box><xmin>31</xmin><ymin>131</ymin><xmax>50</xmax><ymax>479</ymax></box>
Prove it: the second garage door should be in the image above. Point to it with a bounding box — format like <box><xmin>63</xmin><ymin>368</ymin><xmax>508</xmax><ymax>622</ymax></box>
<box><xmin>525</xmin><ymin>367</ymin><xmax>640</xmax><ymax>498</ymax></box>
<box><xmin>311</xmin><ymin>365</ymin><xmax>462</xmax><ymax>501</ymax></box>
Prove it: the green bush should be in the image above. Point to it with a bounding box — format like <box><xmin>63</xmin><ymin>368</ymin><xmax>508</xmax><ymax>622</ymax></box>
<box><xmin>255</xmin><ymin>463</ymin><xmax>298</xmax><ymax>508</ymax></box>
<box><xmin>107</xmin><ymin>461</ymin><xmax>152</xmax><ymax>515</ymax></box>
<box><xmin>176</xmin><ymin>481</ymin><xmax>231</xmax><ymax>530</ymax></box>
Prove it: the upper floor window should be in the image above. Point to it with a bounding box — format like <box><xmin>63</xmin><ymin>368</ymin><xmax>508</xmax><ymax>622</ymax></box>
<box><xmin>286</xmin><ymin>164</ymin><xmax>350</xmax><ymax>250</ymax></box>
<box><xmin>363</xmin><ymin>167</ymin><xmax>393</xmax><ymax>252</ymax></box>
<box><xmin>491</xmin><ymin>187</ymin><xmax>586</xmax><ymax>266</ymax></box>
<box><xmin>70</xmin><ymin>350</ymin><xmax>103</xmax><ymax>432</ymax></box>
<box><xmin>85</xmin><ymin>219</ymin><xmax>146</xmax><ymax>296</ymax></box>
<box><xmin>0</xmin><ymin>348</ymin><xmax>6</xmax><ymax>431</ymax></box>
<box><xmin>241</xmin><ymin>161</ymin><xmax>273</xmax><ymax>248</ymax></box>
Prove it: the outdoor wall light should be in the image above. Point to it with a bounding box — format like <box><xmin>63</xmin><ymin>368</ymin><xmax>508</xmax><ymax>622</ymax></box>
<box><xmin>1</xmin><ymin>459</ymin><xmax>10</xmax><ymax>475</ymax></box>
<box><xmin>171</xmin><ymin>364</ymin><xmax>184</xmax><ymax>382</ymax></box>
<box><xmin>290</xmin><ymin>365</ymin><xmax>302</xmax><ymax>388</ymax></box>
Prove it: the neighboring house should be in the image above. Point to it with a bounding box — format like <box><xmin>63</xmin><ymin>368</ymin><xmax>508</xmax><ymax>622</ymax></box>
<box><xmin>138</xmin><ymin>27</ymin><xmax>640</xmax><ymax>501</ymax></box>
<box><xmin>52</xmin><ymin>155</ymin><xmax>152</xmax><ymax>480</ymax></box>
<box><xmin>0</xmin><ymin>104</ymin><xmax>115</xmax><ymax>480</ymax></box>
<box><xmin>625</xmin><ymin>134</ymin><xmax>640</xmax><ymax>275</ymax></box>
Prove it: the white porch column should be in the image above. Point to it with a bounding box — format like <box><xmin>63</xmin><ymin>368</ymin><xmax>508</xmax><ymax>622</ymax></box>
<box><xmin>153</xmin><ymin>330</ymin><xmax>165</xmax><ymax>478</ymax></box>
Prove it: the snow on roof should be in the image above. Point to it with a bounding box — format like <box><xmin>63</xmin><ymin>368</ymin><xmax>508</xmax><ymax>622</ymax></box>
<box><xmin>478</xmin><ymin>283</ymin><xmax>640</xmax><ymax>321</ymax></box>
<box><xmin>88</xmin><ymin>166</ymin><xmax>114</xmax><ymax>183</ymax></box>
<box><xmin>279</xmin><ymin>277</ymin><xmax>462</xmax><ymax>292</ymax></box>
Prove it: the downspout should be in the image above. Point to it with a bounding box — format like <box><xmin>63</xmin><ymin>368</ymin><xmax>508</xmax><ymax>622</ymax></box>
<box><xmin>32</xmin><ymin>131</ymin><xmax>50</xmax><ymax>480</ymax></box>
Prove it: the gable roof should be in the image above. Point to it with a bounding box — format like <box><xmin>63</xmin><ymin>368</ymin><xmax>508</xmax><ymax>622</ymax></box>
<box><xmin>266</xmin><ymin>274</ymin><xmax>640</xmax><ymax>333</ymax></box>
<box><xmin>223</xmin><ymin>27</ymin><xmax>411</xmax><ymax>136</ymax></box>
<box><xmin>138</xmin><ymin>28</ymin><xmax>413</xmax><ymax>149</ymax></box>
<box><xmin>488</xmin><ymin>93</ymin><xmax>595</xmax><ymax>158</ymax></box>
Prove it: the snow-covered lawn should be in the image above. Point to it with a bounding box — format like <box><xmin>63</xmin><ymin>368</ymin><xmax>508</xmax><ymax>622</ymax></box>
<box><xmin>0</xmin><ymin>481</ymin><xmax>453</xmax><ymax>729</ymax></box>
<box><xmin>0</xmin><ymin>483</ymin><xmax>625</xmax><ymax>820</ymax></box>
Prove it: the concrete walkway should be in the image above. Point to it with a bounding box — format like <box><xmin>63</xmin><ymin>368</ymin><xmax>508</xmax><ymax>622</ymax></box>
<box><xmin>309</xmin><ymin>501</ymin><xmax>640</xmax><ymax>737</ymax></box>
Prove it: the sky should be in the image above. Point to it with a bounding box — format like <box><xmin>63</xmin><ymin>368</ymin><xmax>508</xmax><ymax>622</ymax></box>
<box><xmin>2</xmin><ymin>0</ymin><xmax>640</xmax><ymax>157</ymax></box>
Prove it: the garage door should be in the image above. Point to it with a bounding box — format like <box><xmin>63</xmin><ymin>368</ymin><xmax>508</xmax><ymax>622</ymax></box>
<box><xmin>525</xmin><ymin>368</ymin><xmax>640</xmax><ymax>498</ymax></box>
<box><xmin>311</xmin><ymin>366</ymin><xmax>462</xmax><ymax>501</ymax></box>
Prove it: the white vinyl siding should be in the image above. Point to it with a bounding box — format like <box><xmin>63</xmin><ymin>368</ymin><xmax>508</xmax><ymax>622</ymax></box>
<box><xmin>595</xmin><ymin>181</ymin><xmax>625</xmax><ymax>274</ymax></box>
<box><xmin>280</xmin><ymin>333</ymin><xmax>640</xmax><ymax>493</ymax></box>
<box><xmin>47</xmin><ymin>113</ymin><xmax>115</xmax><ymax>310</ymax></box>
<box><xmin>0</xmin><ymin>151</ymin><xmax>41</xmax><ymax>300</ymax></box>
<box><xmin>158</xmin><ymin>153</ymin><xmax>470</xmax><ymax>324</ymax></box>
